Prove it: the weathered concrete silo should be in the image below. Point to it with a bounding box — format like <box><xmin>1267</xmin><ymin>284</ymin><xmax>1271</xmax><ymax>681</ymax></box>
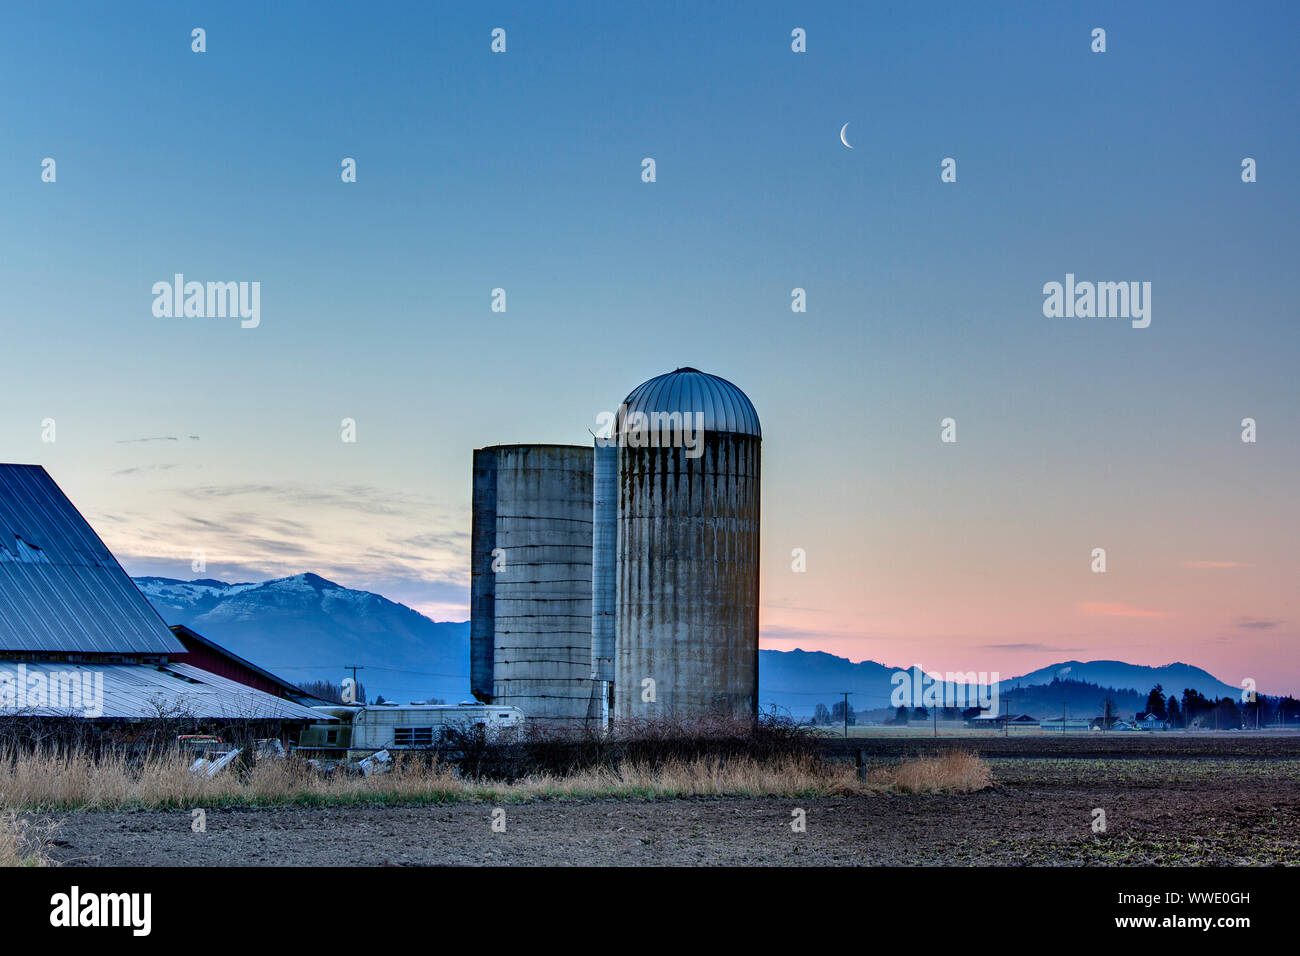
<box><xmin>612</xmin><ymin>368</ymin><xmax>761</xmax><ymax>722</ymax></box>
<box><xmin>469</xmin><ymin>444</ymin><xmax>597</xmax><ymax>725</ymax></box>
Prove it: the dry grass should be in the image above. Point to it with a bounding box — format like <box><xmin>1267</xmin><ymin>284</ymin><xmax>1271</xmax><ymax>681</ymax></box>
<box><xmin>513</xmin><ymin>755</ymin><xmax>851</xmax><ymax>799</ymax></box>
<box><xmin>0</xmin><ymin>747</ymin><xmax>992</xmax><ymax>810</ymax></box>
<box><xmin>0</xmin><ymin>811</ymin><xmax>53</xmax><ymax>866</ymax></box>
<box><xmin>868</xmin><ymin>749</ymin><xmax>993</xmax><ymax>793</ymax></box>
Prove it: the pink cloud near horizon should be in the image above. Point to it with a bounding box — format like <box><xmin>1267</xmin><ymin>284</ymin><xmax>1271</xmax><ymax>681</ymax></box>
<box><xmin>1076</xmin><ymin>602</ymin><xmax>1175</xmax><ymax>619</ymax></box>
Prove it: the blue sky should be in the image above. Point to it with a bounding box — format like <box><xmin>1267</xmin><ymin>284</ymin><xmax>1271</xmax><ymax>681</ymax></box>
<box><xmin>1</xmin><ymin>1</ymin><xmax>1296</xmax><ymax>688</ymax></box>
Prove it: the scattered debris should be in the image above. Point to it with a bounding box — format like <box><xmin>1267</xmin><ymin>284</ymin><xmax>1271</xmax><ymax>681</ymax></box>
<box><xmin>254</xmin><ymin>738</ymin><xmax>287</xmax><ymax>759</ymax></box>
<box><xmin>190</xmin><ymin>747</ymin><xmax>242</xmax><ymax>777</ymax></box>
<box><xmin>357</xmin><ymin>749</ymin><xmax>393</xmax><ymax>776</ymax></box>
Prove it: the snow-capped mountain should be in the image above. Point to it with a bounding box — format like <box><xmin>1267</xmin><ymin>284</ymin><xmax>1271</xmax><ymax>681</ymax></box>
<box><xmin>134</xmin><ymin>573</ymin><xmax>469</xmax><ymax>705</ymax></box>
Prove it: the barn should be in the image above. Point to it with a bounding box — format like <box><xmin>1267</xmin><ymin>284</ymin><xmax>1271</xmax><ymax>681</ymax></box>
<box><xmin>0</xmin><ymin>463</ymin><xmax>326</xmax><ymax>729</ymax></box>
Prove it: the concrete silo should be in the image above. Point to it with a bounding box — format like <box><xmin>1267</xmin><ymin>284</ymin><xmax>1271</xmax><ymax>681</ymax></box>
<box><xmin>469</xmin><ymin>444</ymin><xmax>597</xmax><ymax>725</ymax></box>
<box><xmin>611</xmin><ymin>368</ymin><xmax>762</xmax><ymax>721</ymax></box>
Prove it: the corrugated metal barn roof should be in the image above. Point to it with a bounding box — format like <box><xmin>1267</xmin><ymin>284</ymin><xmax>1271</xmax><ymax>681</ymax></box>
<box><xmin>0</xmin><ymin>660</ymin><xmax>330</xmax><ymax>720</ymax></box>
<box><xmin>0</xmin><ymin>464</ymin><xmax>185</xmax><ymax>655</ymax></box>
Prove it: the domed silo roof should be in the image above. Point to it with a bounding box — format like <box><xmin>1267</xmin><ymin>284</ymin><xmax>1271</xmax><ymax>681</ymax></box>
<box><xmin>616</xmin><ymin>368</ymin><xmax>761</xmax><ymax>438</ymax></box>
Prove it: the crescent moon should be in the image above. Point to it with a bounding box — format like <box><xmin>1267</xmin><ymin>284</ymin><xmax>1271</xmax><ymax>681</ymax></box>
<box><xmin>840</xmin><ymin>123</ymin><xmax>853</xmax><ymax>149</ymax></box>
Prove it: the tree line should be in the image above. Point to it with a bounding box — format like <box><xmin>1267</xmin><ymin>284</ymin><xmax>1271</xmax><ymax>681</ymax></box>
<box><xmin>1142</xmin><ymin>683</ymin><xmax>1300</xmax><ymax>729</ymax></box>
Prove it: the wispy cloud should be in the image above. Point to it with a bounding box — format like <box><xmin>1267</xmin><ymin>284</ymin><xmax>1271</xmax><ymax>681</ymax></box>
<box><xmin>1076</xmin><ymin>602</ymin><xmax>1174</xmax><ymax>619</ymax></box>
<box><xmin>112</xmin><ymin>464</ymin><xmax>181</xmax><ymax>476</ymax></box>
<box><xmin>399</xmin><ymin>531</ymin><xmax>470</xmax><ymax>551</ymax></box>
<box><xmin>760</xmin><ymin>625</ymin><xmax>823</xmax><ymax>641</ymax></box>
<box><xmin>1236</xmin><ymin>617</ymin><xmax>1281</xmax><ymax>630</ymax></box>
<box><xmin>96</xmin><ymin>478</ymin><xmax>471</xmax><ymax>618</ymax></box>
<box><xmin>980</xmin><ymin>642</ymin><xmax>1085</xmax><ymax>652</ymax></box>
<box><xmin>116</xmin><ymin>436</ymin><xmax>199</xmax><ymax>443</ymax></box>
<box><xmin>186</xmin><ymin>482</ymin><xmax>432</xmax><ymax>518</ymax></box>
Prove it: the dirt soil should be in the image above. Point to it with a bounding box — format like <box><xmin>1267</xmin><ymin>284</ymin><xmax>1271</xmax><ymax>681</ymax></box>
<box><xmin>42</xmin><ymin>750</ymin><xmax>1300</xmax><ymax>866</ymax></box>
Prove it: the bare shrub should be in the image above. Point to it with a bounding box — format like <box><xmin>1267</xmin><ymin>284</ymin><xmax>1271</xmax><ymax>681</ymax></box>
<box><xmin>447</xmin><ymin>712</ymin><xmax>821</xmax><ymax>782</ymax></box>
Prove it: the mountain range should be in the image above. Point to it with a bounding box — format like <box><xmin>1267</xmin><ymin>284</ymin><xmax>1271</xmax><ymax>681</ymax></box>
<box><xmin>756</xmin><ymin>649</ymin><xmax>1241</xmax><ymax>718</ymax></box>
<box><xmin>135</xmin><ymin>574</ymin><xmax>1248</xmax><ymax>717</ymax></box>
<box><xmin>134</xmin><ymin>574</ymin><xmax>469</xmax><ymax>705</ymax></box>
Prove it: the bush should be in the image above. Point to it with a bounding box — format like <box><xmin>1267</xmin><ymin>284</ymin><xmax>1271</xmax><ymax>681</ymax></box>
<box><xmin>444</xmin><ymin>713</ymin><xmax>822</xmax><ymax>782</ymax></box>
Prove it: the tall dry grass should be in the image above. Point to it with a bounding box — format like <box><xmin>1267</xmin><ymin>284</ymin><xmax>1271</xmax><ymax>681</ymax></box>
<box><xmin>0</xmin><ymin>812</ymin><xmax>52</xmax><ymax>866</ymax></box>
<box><xmin>868</xmin><ymin>749</ymin><xmax>993</xmax><ymax>793</ymax></box>
<box><xmin>0</xmin><ymin>746</ymin><xmax>992</xmax><ymax>811</ymax></box>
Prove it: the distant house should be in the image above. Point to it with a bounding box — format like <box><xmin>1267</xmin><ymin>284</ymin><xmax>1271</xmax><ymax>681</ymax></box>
<box><xmin>1135</xmin><ymin>713</ymin><xmax>1170</xmax><ymax>730</ymax></box>
<box><xmin>0</xmin><ymin>464</ymin><xmax>327</xmax><ymax>725</ymax></box>
<box><xmin>1091</xmin><ymin>715</ymin><xmax>1136</xmax><ymax>731</ymax></box>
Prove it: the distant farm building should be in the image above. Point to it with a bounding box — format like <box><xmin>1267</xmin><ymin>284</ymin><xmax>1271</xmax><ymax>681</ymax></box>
<box><xmin>967</xmin><ymin>713</ymin><xmax>1039</xmax><ymax>730</ymax></box>
<box><xmin>1039</xmin><ymin>717</ymin><xmax>1093</xmax><ymax>733</ymax></box>
<box><xmin>1135</xmin><ymin>713</ymin><xmax>1171</xmax><ymax>730</ymax></box>
<box><xmin>0</xmin><ymin>464</ymin><xmax>325</xmax><ymax>729</ymax></box>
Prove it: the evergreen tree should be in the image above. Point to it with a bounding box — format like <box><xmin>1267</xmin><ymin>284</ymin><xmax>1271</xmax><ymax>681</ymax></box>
<box><xmin>1144</xmin><ymin>684</ymin><xmax>1166</xmax><ymax>718</ymax></box>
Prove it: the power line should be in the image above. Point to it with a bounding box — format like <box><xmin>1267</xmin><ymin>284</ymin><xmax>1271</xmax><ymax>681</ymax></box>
<box><xmin>264</xmin><ymin>664</ymin><xmax>471</xmax><ymax>679</ymax></box>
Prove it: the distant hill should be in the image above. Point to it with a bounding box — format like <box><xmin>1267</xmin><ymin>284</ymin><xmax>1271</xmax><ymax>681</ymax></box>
<box><xmin>1004</xmin><ymin>660</ymin><xmax>1238</xmax><ymax>701</ymax></box>
<box><xmin>760</xmin><ymin>649</ymin><xmax>1246</xmax><ymax>719</ymax></box>
<box><xmin>759</xmin><ymin>649</ymin><xmax>900</xmax><ymax>715</ymax></box>
<box><xmin>991</xmin><ymin>678</ymin><xmax>1146</xmax><ymax>718</ymax></box>
<box><xmin>134</xmin><ymin>574</ymin><xmax>469</xmax><ymax>705</ymax></box>
<box><xmin>134</xmin><ymin>574</ymin><xmax>1250</xmax><ymax>720</ymax></box>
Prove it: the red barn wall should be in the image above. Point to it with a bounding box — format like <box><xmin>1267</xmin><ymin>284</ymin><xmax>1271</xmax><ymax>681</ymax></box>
<box><xmin>170</xmin><ymin>643</ymin><xmax>290</xmax><ymax>698</ymax></box>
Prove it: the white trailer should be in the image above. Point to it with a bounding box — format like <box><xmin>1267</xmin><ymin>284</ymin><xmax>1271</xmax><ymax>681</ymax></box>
<box><xmin>298</xmin><ymin>702</ymin><xmax>525</xmax><ymax>755</ymax></box>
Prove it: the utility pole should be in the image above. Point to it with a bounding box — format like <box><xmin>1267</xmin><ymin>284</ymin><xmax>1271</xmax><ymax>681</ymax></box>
<box><xmin>841</xmin><ymin>692</ymin><xmax>852</xmax><ymax>738</ymax></box>
<box><xmin>344</xmin><ymin>665</ymin><xmax>365</xmax><ymax>704</ymax></box>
